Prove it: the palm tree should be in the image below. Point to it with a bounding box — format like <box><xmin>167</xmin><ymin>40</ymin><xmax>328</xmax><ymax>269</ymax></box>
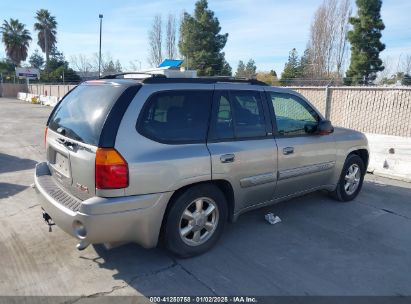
<box><xmin>34</xmin><ymin>9</ymin><xmax>57</xmax><ymax>69</ymax></box>
<box><xmin>0</xmin><ymin>19</ymin><xmax>32</xmax><ymax>66</ymax></box>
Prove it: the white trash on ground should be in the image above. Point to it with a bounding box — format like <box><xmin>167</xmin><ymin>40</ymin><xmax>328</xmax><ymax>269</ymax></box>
<box><xmin>265</xmin><ymin>213</ymin><xmax>282</xmax><ymax>225</ymax></box>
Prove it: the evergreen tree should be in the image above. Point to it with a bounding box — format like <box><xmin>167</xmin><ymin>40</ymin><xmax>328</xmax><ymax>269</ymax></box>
<box><xmin>299</xmin><ymin>48</ymin><xmax>312</xmax><ymax>78</ymax></box>
<box><xmin>115</xmin><ymin>59</ymin><xmax>122</xmax><ymax>72</ymax></box>
<box><xmin>346</xmin><ymin>0</ymin><xmax>385</xmax><ymax>85</ymax></box>
<box><xmin>47</xmin><ymin>47</ymin><xmax>66</xmax><ymax>71</ymax></box>
<box><xmin>0</xmin><ymin>19</ymin><xmax>32</xmax><ymax>66</ymax></box>
<box><xmin>280</xmin><ymin>48</ymin><xmax>302</xmax><ymax>85</ymax></box>
<box><xmin>34</xmin><ymin>9</ymin><xmax>57</xmax><ymax>70</ymax></box>
<box><xmin>402</xmin><ymin>74</ymin><xmax>411</xmax><ymax>86</ymax></box>
<box><xmin>245</xmin><ymin>59</ymin><xmax>257</xmax><ymax>77</ymax></box>
<box><xmin>235</xmin><ymin>59</ymin><xmax>256</xmax><ymax>78</ymax></box>
<box><xmin>179</xmin><ymin>0</ymin><xmax>231</xmax><ymax>76</ymax></box>
<box><xmin>221</xmin><ymin>60</ymin><xmax>232</xmax><ymax>76</ymax></box>
<box><xmin>29</xmin><ymin>49</ymin><xmax>44</xmax><ymax>69</ymax></box>
<box><xmin>235</xmin><ymin>60</ymin><xmax>246</xmax><ymax>77</ymax></box>
<box><xmin>104</xmin><ymin>60</ymin><xmax>116</xmax><ymax>74</ymax></box>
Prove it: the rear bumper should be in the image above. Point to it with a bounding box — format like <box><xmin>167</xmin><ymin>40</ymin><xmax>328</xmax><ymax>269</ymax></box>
<box><xmin>34</xmin><ymin>162</ymin><xmax>172</xmax><ymax>248</ymax></box>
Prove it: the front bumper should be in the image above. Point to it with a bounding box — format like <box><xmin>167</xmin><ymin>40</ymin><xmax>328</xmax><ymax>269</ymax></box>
<box><xmin>34</xmin><ymin>162</ymin><xmax>173</xmax><ymax>248</ymax></box>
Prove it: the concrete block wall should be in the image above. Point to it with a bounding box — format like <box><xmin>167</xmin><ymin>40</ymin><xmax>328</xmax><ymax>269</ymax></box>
<box><xmin>0</xmin><ymin>83</ymin><xmax>28</xmax><ymax>97</ymax></box>
<box><xmin>28</xmin><ymin>84</ymin><xmax>76</xmax><ymax>99</ymax></box>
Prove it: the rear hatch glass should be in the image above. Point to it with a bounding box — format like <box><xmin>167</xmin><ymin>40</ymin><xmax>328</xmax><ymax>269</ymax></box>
<box><xmin>48</xmin><ymin>83</ymin><xmax>126</xmax><ymax>145</ymax></box>
<box><xmin>47</xmin><ymin>82</ymin><xmax>129</xmax><ymax>200</ymax></box>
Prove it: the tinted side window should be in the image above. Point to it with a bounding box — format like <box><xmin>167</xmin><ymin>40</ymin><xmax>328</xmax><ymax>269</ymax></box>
<box><xmin>269</xmin><ymin>92</ymin><xmax>320</xmax><ymax>136</ymax></box>
<box><xmin>209</xmin><ymin>92</ymin><xmax>235</xmax><ymax>140</ymax></box>
<box><xmin>231</xmin><ymin>91</ymin><xmax>266</xmax><ymax>138</ymax></box>
<box><xmin>138</xmin><ymin>90</ymin><xmax>212</xmax><ymax>143</ymax></box>
<box><xmin>209</xmin><ymin>90</ymin><xmax>266</xmax><ymax>140</ymax></box>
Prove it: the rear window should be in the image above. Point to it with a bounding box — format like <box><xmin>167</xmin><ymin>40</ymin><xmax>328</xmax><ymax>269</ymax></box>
<box><xmin>138</xmin><ymin>90</ymin><xmax>213</xmax><ymax>144</ymax></box>
<box><xmin>48</xmin><ymin>84</ymin><xmax>126</xmax><ymax>145</ymax></box>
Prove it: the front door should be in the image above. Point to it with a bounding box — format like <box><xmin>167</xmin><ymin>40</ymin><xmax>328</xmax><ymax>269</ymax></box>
<box><xmin>207</xmin><ymin>87</ymin><xmax>278</xmax><ymax>213</ymax></box>
<box><xmin>265</xmin><ymin>90</ymin><xmax>337</xmax><ymax>199</ymax></box>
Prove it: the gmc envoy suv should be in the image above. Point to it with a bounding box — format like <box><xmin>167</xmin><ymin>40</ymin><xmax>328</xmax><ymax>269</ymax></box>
<box><xmin>34</xmin><ymin>75</ymin><xmax>369</xmax><ymax>257</ymax></box>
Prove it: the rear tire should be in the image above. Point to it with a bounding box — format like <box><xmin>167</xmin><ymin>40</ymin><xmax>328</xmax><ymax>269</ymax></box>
<box><xmin>164</xmin><ymin>184</ymin><xmax>227</xmax><ymax>258</ymax></box>
<box><xmin>331</xmin><ymin>154</ymin><xmax>365</xmax><ymax>202</ymax></box>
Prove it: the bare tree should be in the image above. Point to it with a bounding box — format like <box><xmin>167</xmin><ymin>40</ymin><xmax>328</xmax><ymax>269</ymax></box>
<box><xmin>70</xmin><ymin>54</ymin><xmax>93</xmax><ymax>74</ymax></box>
<box><xmin>92</xmin><ymin>52</ymin><xmax>112</xmax><ymax>72</ymax></box>
<box><xmin>376</xmin><ymin>56</ymin><xmax>394</xmax><ymax>84</ymax></box>
<box><xmin>307</xmin><ymin>0</ymin><xmax>351</xmax><ymax>79</ymax></box>
<box><xmin>334</xmin><ymin>0</ymin><xmax>351</xmax><ymax>76</ymax></box>
<box><xmin>165</xmin><ymin>14</ymin><xmax>177</xmax><ymax>59</ymax></box>
<box><xmin>148</xmin><ymin>15</ymin><xmax>163</xmax><ymax>67</ymax></box>
<box><xmin>91</xmin><ymin>52</ymin><xmax>122</xmax><ymax>74</ymax></box>
<box><xmin>403</xmin><ymin>54</ymin><xmax>411</xmax><ymax>75</ymax></box>
<box><xmin>128</xmin><ymin>60</ymin><xmax>142</xmax><ymax>71</ymax></box>
<box><xmin>308</xmin><ymin>0</ymin><xmax>335</xmax><ymax>78</ymax></box>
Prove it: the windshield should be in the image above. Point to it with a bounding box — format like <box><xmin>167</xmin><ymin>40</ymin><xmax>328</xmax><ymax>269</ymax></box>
<box><xmin>48</xmin><ymin>84</ymin><xmax>126</xmax><ymax>145</ymax></box>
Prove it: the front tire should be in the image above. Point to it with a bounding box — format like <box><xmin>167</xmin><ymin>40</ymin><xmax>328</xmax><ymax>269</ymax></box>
<box><xmin>164</xmin><ymin>184</ymin><xmax>227</xmax><ymax>258</ymax></box>
<box><xmin>331</xmin><ymin>154</ymin><xmax>365</xmax><ymax>202</ymax></box>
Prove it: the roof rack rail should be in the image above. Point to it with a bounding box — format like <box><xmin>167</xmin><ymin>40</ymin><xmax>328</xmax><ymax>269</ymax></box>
<box><xmin>100</xmin><ymin>72</ymin><xmax>166</xmax><ymax>79</ymax></box>
<box><xmin>142</xmin><ymin>76</ymin><xmax>268</xmax><ymax>86</ymax></box>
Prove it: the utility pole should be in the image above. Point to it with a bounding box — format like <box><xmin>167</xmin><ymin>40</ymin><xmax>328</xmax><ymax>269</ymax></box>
<box><xmin>98</xmin><ymin>14</ymin><xmax>103</xmax><ymax>78</ymax></box>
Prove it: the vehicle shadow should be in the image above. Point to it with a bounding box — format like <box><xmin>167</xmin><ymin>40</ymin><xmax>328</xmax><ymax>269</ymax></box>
<box><xmin>0</xmin><ymin>153</ymin><xmax>37</xmax><ymax>174</ymax></box>
<box><xmin>87</xmin><ymin>177</ymin><xmax>411</xmax><ymax>296</ymax></box>
<box><xmin>0</xmin><ymin>182</ymin><xmax>28</xmax><ymax>199</ymax></box>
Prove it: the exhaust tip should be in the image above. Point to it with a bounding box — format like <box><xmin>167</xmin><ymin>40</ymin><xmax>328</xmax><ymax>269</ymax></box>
<box><xmin>76</xmin><ymin>240</ymin><xmax>90</xmax><ymax>251</ymax></box>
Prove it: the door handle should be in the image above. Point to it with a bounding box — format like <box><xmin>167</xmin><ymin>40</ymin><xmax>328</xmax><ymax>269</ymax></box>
<box><xmin>283</xmin><ymin>147</ymin><xmax>294</xmax><ymax>155</ymax></box>
<box><xmin>220</xmin><ymin>154</ymin><xmax>235</xmax><ymax>163</ymax></box>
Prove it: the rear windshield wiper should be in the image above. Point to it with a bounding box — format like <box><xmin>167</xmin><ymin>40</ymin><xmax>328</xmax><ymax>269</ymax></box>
<box><xmin>56</xmin><ymin>137</ymin><xmax>78</xmax><ymax>148</ymax></box>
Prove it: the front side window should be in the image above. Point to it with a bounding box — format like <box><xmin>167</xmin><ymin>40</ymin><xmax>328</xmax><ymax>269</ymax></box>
<box><xmin>269</xmin><ymin>92</ymin><xmax>320</xmax><ymax>136</ymax></box>
<box><xmin>138</xmin><ymin>90</ymin><xmax>213</xmax><ymax>143</ymax></box>
<box><xmin>209</xmin><ymin>90</ymin><xmax>266</xmax><ymax>140</ymax></box>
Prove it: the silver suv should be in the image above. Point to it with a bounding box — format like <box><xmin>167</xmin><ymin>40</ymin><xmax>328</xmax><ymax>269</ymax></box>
<box><xmin>34</xmin><ymin>76</ymin><xmax>369</xmax><ymax>257</ymax></box>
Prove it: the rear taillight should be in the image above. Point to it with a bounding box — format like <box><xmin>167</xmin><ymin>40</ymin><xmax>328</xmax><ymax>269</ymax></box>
<box><xmin>95</xmin><ymin>148</ymin><xmax>129</xmax><ymax>189</ymax></box>
<box><xmin>44</xmin><ymin>127</ymin><xmax>48</xmax><ymax>146</ymax></box>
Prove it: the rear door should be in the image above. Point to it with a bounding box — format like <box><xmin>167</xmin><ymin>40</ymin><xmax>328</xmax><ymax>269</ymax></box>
<box><xmin>47</xmin><ymin>82</ymin><xmax>132</xmax><ymax>200</ymax></box>
<box><xmin>207</xmin><ymin>85</ymin><xmax>278</xmax><ymax>213</ymax></box>
<box><xmin>265</xmin><ymin>89</ymin><xmax>337</xmax><ymax>198</ymax></box>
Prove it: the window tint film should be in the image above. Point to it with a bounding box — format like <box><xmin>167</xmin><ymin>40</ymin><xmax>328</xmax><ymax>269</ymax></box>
<box><xmin>269</xmin><ymin>92</ymin><xmax>320</xmax><ymax>136</ymax></box>
<box><xmin>139</xmin><ymin>90</ymin><xmax>213</xmax><ymax>143</ymax></box>
<box><xmin>230</xmin><ymin>91</ymin><xmax>266</xmax><ymax>138</ymax></box>
<box><xmin>48</xmin><ymin>84</ymin><xmax>126</xmax><ymax>145</ymax></box>
<box><xmin>209</xmin><ymin>92</ymin><xmax>234</xmax><ymax>140</ymax></box>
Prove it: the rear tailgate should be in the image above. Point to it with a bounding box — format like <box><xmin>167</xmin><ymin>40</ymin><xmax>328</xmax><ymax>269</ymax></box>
<box><xmin>46</xmin><ymin>81</ymin><xmax>136</xmax><ymax>200</ymax></box>
<box><xmin>46</xmin><ymin>130</ymin><xmax>97</xmax><ymax>200</ymax></box>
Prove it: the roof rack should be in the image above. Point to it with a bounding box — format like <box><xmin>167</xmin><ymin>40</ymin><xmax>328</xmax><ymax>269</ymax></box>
<box><xmin>100</xmin><ymin>72</ymin><xmax>166</xmax><ymax>79</ymax></box>
<box><xmin>142</xmin><ymin>77</ymin><xmax>268</xmax><ymax>86</ymax></box>
<box><xmin>100</xmin><ymin>73</ymin><xmax>268</xmax><ymax>86</ymax></box>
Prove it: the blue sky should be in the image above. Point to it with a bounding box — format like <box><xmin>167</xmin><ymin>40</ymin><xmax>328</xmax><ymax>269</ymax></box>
<box><xmin>1</xmin><ymin>0</ymin><xmax>410</xmax><ymax>74</ymax></box>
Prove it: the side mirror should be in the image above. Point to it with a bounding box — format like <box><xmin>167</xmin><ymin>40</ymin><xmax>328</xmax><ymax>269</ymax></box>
<box><xmin>318</xmin><ymin>120</ymin><xmax>334</xmax><ymax>135</ymax></box>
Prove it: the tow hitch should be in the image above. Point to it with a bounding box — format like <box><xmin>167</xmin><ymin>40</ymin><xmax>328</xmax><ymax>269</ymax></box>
<box><xmin>42</xmin><ymin>210</ymin><xmax>55</xmax><ymax>232</ymax></box>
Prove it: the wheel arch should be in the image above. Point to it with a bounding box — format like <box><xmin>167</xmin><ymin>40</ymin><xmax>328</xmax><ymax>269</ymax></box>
<box><xmin>159</xmin><ymin>179</ymin><xmax>235</xmax><ymax>242</ymax></box>
<box><xmin>347</xmin><ymin>148</ymin><xmax>369</xmax><ymax>170</ymax></box>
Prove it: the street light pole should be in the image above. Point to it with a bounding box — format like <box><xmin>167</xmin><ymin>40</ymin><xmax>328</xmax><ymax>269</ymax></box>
<box><xmin>98</xmin><ymin>14</ymin><xmax>103</xmax><ymax>78</ymax></box>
